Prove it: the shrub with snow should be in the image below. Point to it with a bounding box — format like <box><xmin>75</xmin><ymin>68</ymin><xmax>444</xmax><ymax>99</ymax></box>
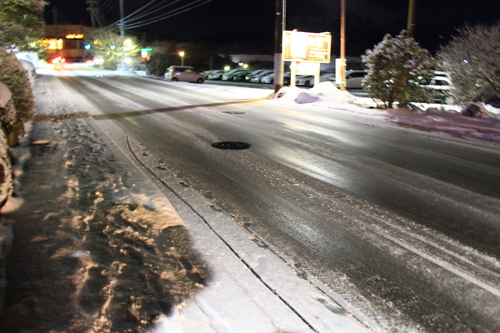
<box><xmin>362</xmin><ymin>31</ymin><xmax>435</xmax><ymax>109</ymax></box>
<box><xmin>0</xmin><ymin>82</ymin><xmax>13</xmax><ymax>207</ymax></box>
<box><xmin>0</xmin><ymin>83</ymin><xmax>16</xmax><ymax>137</ymax></box>
<box><xmin>0</xmin><ymin>47</ymin><xmax>35</xmax><ymax>144</ymax></box>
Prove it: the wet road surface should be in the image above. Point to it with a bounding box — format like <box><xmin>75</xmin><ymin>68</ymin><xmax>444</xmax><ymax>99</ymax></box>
<box><xmin>55</xmin><ymin>71</ymin><xmax>500</xmax><ymax>332</ymax></box>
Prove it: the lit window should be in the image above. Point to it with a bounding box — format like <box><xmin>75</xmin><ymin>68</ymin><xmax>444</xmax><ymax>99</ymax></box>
<box><xmin>45</xmin><ymin>39</ymin><xmax>63</xmax><ymax>50</ymax></box>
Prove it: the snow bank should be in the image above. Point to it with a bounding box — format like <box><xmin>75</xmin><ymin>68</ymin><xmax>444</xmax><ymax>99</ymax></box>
<box><xmin>483</xmin><ymin>103</ymin><xmax>500</xmax><ymax>116</ymax></box>
<box><xmin>272</xmin><ymin>83</ymin><xmax>353</xmax><ymax>104</ymax></box>
<box><xmin>18</xmin><ymin>60</ymin><xmax>36</xmax><ymax>86</ymax></box>
<box><xmin>0</xmin><ymin>82</ymin><xmax>11</xmax><ymax>108</ymax></box>
<box><xmin>272</xmin><ymin>82</ymin><xmax>380</xmax><ymax>110</ymax></box>
<box><xmin>268</xmin><ymin>82</ymin><xmax>500</xmax><ymax>142</ymax></box>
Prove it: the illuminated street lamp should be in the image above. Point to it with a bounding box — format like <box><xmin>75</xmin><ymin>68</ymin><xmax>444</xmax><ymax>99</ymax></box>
<box><xmin>179</xmin><ymin>51</ymin><xmax>185</xmax><ymax>66</ymax></box>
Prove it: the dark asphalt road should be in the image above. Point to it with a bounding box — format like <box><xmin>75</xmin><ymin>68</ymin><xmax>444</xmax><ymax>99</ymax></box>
<box><xmin>60</xmin><ymin>72</ymin><xmax>500</xmax><ymax>332</ymax></box>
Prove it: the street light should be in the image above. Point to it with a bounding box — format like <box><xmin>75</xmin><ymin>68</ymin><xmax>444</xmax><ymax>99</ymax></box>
<box><xmin>179</xmin><ymin>51</ymin><xmax>185</xmax><ymax>66</ymax></box>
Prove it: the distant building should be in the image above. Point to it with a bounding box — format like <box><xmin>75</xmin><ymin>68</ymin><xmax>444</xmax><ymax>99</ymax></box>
<box><xmin>228</xmin><ymin>54</ymin><xmax>274</xmax><ymax>64</ymax></box>
<box><xmin>42</xmin><ymin>24</ymin><xmax>93</xmax><ymax>61</ymax></box>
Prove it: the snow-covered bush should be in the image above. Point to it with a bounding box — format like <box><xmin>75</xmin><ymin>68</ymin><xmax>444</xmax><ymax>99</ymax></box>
<box><xmin>437</xmin><ymin>23</ymin><xmax>500</xmax><ymax>106</ymax></box>
<box><xmin>0</xmin><ymin>47</ymin><xmax>35</xmax><ymax>145</ymax></box>
<box><xmin>362</xmin><ymin>31</ymin><xmax>435</xmax><ymax>109</ymax></box>
<box><xmin>0</xmin><ymin>126</ymin><xmax>12</xmax><ymax>207</ymax></box>
<box><xmin>0</xmin><ymin>82</ymin><xmax>13</xmax><ymax>207</ymax></box>
<box><xmin>0</xmin><ymin>82</ymin><xmax>16</xmax><ymax>135</ymax></box>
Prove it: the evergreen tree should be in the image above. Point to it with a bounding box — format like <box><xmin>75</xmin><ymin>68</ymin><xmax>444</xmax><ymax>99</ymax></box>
<box><xmin>0</xmin><ymin>0</ymin><xmax>44</xmax><ymax>144</ymax></box>
<box><xmin>0</xmin><ymin>0</ymin><xmax>46</xmax><ymax>51</ymax></box>
<box><xmin>362</xmin><ymin>31</ymin><xmax>435</xmax><ymax>109</ymax></box>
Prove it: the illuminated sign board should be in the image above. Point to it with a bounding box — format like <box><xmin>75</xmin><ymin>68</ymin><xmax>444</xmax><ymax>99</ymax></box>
<box><xmin>66</xmin><ymin>34</ymin><xmax>84</xmax><ymax>39</ymax></box>
<box><xmin>283</xmin><ymin>30</ymin><xmax>331</xmax><ymax>63</ymax></box>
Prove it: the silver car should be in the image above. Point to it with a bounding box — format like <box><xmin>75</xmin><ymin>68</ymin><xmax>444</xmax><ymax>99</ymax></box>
<box><xmin>330</xmin><ymin>70</ymin><xmax>366</xmax><ymax>89</ymax></box>
<box><xmin>165</xmin><ymin>66</ymin><xmax>204</xmax><ymax>83</ymax></box>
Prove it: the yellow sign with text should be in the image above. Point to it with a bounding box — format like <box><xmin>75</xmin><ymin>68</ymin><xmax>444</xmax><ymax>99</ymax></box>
<box><xmin>283</xmin><ymin>31</ymin><xmax>331</xmax><ymax>63</ymax></box>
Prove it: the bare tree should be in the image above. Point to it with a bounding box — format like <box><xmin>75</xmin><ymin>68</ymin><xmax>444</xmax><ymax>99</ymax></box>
<box><xmin>437</xmin><ymin>23</ymin><xmax>500</xmax><ymax>106</ymax></box>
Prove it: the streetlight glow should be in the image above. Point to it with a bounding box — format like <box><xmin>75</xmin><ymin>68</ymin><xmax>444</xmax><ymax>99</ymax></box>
<box><xmin>179</xmin><ymin>51</ymin><xmax>185</xmax><ymax>66</ymax></box>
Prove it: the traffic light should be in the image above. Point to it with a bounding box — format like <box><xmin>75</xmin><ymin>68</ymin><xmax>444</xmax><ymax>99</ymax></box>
<box><xmin>84</xmin><ymin>44</ymin><xmax>92</xmax><ymax>50</ymax></box>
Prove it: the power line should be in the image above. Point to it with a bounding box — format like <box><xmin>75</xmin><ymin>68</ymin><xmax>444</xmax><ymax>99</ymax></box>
<box><xmin>101</xmin><ymin>0</ymin><xmax>212</xmax><ymax>30</ymax></box>
<box><xmin>122</xmin><ymin>0</ymin><xmax>183</xmax><ymax>24</ymax></box>
<box><xmin>124</xmin><ymin>0</ymin><xmax>212</xmax><ymax>29</ymax></box>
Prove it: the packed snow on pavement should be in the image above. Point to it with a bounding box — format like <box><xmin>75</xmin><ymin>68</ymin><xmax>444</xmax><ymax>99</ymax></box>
<box><xmin>0</xmin><ymin>69</ymin><xmax>499</xmax><ymax>332</ymax></box>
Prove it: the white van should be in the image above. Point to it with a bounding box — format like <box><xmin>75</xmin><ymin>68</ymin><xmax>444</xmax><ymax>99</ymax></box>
<box><xmin>164</xmin><ymin>66</ymin><xmax>204</xmax><ymax>83</ymax></box>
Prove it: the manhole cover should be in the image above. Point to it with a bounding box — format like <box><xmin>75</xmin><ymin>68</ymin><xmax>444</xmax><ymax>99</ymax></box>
<box><xmin>212</xmin><ymin>141</ymin><xmax>251</xmax><ymax>150</ymax></box>
<box><xmin>222</xmin><ymin>111</ymin><xmax>245</xmax><ymax>115</ymax></box>
<box><xmin>30</xmin><ymin>140</ymin><xmax>51</xmax><ymax>146</ymax></box>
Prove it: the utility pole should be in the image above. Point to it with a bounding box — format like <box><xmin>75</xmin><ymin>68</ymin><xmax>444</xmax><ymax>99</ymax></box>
<box><xmin>407</xmin><ymin>0</ymin><xmax>416</xmax><ymax>37</ymax></box>
<box><xmin>119</xmin><ymin>0</ymin><xmax>125</xmax><ymax>70</ymax></box>
<box><xmin>52</xmin><ymin>7</ymin><xmax>58</xmax><ymax>40</ymax></box>
<box><xmin>273</xmin><ymin>0</ymin><xmax>285</xmax><ymax>92</ymax></box>
<box><xmin>339</xmin><ymin>0</ymin><xmax>346</xmax><ymax>91</ymax></box>
<box><xmin>86</xmin><ymin>0</ymin><xmax>97</xmax><ymax>33</ymax></box>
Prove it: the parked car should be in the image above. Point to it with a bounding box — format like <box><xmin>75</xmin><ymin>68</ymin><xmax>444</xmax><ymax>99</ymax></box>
<box><xmin>260</xmin><ymin>72</ymin><xmax>290</xmax><ymax>85</ymax></box>
<box><xmin>231</xmin><ymin>70</ymin><xmax>253</xmax><ymax>82</ymax></box>
<box><xmin>250</xmin><ymin>70</ymin><xmax>274</xmax><ymax>83</ymax></box>
<box><xmin>260</xmin><ymin>72</ymin><xmax>275</xmax><ymax>84</ymax></box>
<box><xmin>344</xmin><ymin>70</ymin><xmax>366</xmax><ymax>88</ymax></box>
<box><xmin>203</xmin><ymin>69</ymin><xmax>223</xmax><ymax>79</ymax></box>
<box><xmin>296</xmin><ymin>72</ymin><xmax>336</xmax><ymax>87</ymax></box>
<box><xmin>422</xmin><ymin>76</ymin><xmax>452</xmax><ymax>103</ymax></box>
<box><xmin>320</xmin><ymin>72</ymin><xmax>336</xmax><ymax>83</ymax></box>
<box><xmin>202</xmin><ymin>70</ymin><xmax>212</xmax><ymax>78</ymax></box>
<box><xmin>329</xmin><ymin>70</ymin><xmax>366</xmax><ymax>89</ymax></box>
<box><xmin>222</xmin><ymin>69</ymin><xmax>248</xmax><ymax>81</ymax></box>
<box><xmin>296</xmin><ymin>75</ymin><xmax>314</xmax><ymax>87</ymax></box>
<box><xmin>207</xmin><ymin>70</ymin><xmax>226</xmax><ymax>80</ymax></box>
<box><xmin>246</xmin><ymin>69</ymin><xmax>273</xmax><ymax>82</ymax></box>
<box><xmin>164</xmin><ymin>66</ymin><xmax>204</xmax><ymax>83</ymax></box>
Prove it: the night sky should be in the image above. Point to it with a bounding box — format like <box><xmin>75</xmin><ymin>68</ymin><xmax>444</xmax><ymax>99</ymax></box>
<box><xmin>44</xmin><ymin>0</ymin><xmax>500</xmax><ymax>55</ymax></box>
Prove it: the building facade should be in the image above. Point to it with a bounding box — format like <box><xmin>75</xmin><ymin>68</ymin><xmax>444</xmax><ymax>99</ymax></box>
<box><xmin>43</xmin><ymin>25</ymin><xmax>93</xmax><ymax>61</ymax></box>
